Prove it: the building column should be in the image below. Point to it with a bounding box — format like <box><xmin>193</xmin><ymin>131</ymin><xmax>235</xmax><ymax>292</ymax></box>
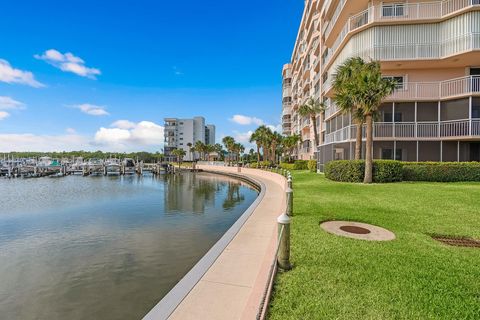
<box><xmin>438</xmin><ymin>101</ymin><xmax>441</xmax><ymax>138</ymax></box>
<box><xmin>457</xmin><ymin>141</ymin><xmax>460</xmax><ymax>162</ymax></box>
<box><xmin>414</xmin><ymin>102</ymin><xmax>418</xmax><ymax>138</ymax></box>
<box><xmin>416</xmin><ymin>141</ymin><xmax>419</xmax><ymax>162</ymax></box>
<box><xmin>440</xmin><ymin>141</ymin><xmax>443</xmax><ymax>162</ymax></box>
<box><xmin>393</xmin><ymin>140</ymin><xmax>397</xmax><ymax>160</ymax></box>
<box><xmin>469</xmin><ymin>96</ymin><xmax>473</xmax><ymax>136</ymax></box>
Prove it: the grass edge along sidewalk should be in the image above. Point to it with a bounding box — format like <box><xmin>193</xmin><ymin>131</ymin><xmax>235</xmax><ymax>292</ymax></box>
<box><xmin>268</xmin><ymin>172</ymin><xmax>480</xmax><ymax>320</ymax></box>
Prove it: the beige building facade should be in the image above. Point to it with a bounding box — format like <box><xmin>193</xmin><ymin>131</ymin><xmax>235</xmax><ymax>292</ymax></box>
<box><xmin>282</xmin><ymin>0</ymin><xmax>480</xmax><ymax>167</ymax></box>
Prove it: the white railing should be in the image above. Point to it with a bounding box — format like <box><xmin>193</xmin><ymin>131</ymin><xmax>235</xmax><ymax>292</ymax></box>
<box><xmin>323</xmin><ymin>119</ymin><xmax>480</xmax><ymax>143</ymax></box>
<box><xmin>389</xmin><ymin>76</ymin><xmax>480</xmax><ymax>101</ymax></box>
<box><xmin>325</xmin><ymin>0</ymin><xmax>480</xmax><ymax>67</ymax></box>
<box><xmin>324</xmin><ymin>0</ymin><xmax>347</xmax><ymax>39</ymax></box>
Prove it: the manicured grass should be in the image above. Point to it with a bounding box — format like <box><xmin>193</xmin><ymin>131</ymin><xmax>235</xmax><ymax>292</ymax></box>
<box><xmin>268</xmin><ymin>172</ymin><xmax>480</xmax><ymax>320</ymax></box>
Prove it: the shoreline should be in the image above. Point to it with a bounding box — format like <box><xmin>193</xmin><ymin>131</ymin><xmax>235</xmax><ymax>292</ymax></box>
<box><xmin>143</xmin><ymin>165</ymin><xmax>287</xmax><ymax>320</ymax></box>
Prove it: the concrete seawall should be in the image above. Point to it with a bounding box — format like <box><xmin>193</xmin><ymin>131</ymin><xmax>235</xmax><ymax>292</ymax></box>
<box><xmin>143</xmin><ymin>165</ymin><xmax>287</xmax><ymax>320</ymax></box>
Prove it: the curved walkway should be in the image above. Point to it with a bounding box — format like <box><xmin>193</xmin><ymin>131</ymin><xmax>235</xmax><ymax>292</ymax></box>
<box><xmin>143</xmin><ymin>166</ymin><xmax>286</xmax><ymax>320</ymax></box>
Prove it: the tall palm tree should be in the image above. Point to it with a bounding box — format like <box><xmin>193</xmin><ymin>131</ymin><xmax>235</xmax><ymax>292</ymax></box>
<box><xmin>298</xmin><ymin>97</ymin><xmax>325</xmax><ymax>151</ymax></box>
<box><xmin>186</xmin><ymin>142</ymin><xmax>193</xmax><ymax>161</ymax></box>
<box><xmin>194</xmin><ymin>141</ymin><xmax>206</xmax><ymax>160</ymax></box>
<box><xmin>171</xmin><ymin>149</ymin><xmax>186</xmax><ymax>168</ymax></box>
<box><xmin>333</xmin><ymin>57</ymin><xmax>367</xmax><ymax>160</ymax></box>
<box><xmin>222</xmin><ymin>136</ymin><xmax>235</xmax><ymax>164</ymax></box>
<box><xmin>354</xmin><ymin>60</ymin><xmax>396</xmax><ymax>183</ymax></box>
<box><xmin>282</xmin><ymin>134</ymin><xmax>301</xmax><ymax>162</ymax></box>
<box><xmin>255</xmin><ymin>125</ymin><xmax>273</xmax><ymax>162</ymax></box>
<box><xmin>269</xmin><ymin>131</ymin><xmax>283</xmax><ymax>163</ymax></box>
<box><xmin>249</xmin><ymin>130</ymin><xmax>262</xmax><ymax>163</ymax></box>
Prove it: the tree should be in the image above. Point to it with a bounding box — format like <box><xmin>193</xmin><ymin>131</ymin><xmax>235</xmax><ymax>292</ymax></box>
<box><xmin>282</xmin><ymin>134</ymin><xmax>301</xmax><ymax>162</ymax></box>
<box><xmin>249</xmin><ymin>130</ymin><xmax>262</xmax><ymax>163</ymax></box>
<box><xmin>298</xmin><ymin>97</ymin><xmax>325</xmax><ymax>152</ymax></box>
<box><xmin>171</xmin><ymin>149</ymin><xmax>186</xmax><ymax>168</ymax></box>
<box><xmin>251</xmin><ymin>125</ymin><xmax>272</xmax><ymax>162</ymax></box>
<box><xmin>333</xmin><ymin>57</ymin><xmax>367</xmax><ymax>160</ymax></box>
<box><xmin>269</xmin><ymin>131</ymin><xmax>283</xmax><ymax>163</ymax></box>
<box><xmin>194</xmin><ymin>141</ymin><xmax>206</xmax><ymax>161</ymax></box>
<box><xmin>222</xmin><ymin>136</ymin><xmax>235</xmax><ymax>164</ymax></box>
<box><xmin>353</xmin><ymin>60</ymin><xmax>397</xmax><ymax>183</ymax></box>
<box><xmin>186</xmin><ymin>142</ymin><xmax>193</xmax><ymax>161</ymax></box>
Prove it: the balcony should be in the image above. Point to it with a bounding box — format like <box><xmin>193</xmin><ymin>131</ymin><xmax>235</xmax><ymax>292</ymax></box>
<box><xmin>325</xmin><ymin>0</ymin><xmax>480</xmax><ymax>68</ymax></box>
<box><xmin>325</xmin><ymin>75</ymin><xmax>480</xmax><ymax>101</ymax></box>
<box><xmin>324</xmin><ymin>119</ymin><xmax>480</xmax><ymax>144</ymax></box>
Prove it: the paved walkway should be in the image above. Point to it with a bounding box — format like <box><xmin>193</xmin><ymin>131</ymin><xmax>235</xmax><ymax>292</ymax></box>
<box><xmin>167</xmin><ymin>166</ymin><xmax>287</xmax><ymax>320</ymax></box>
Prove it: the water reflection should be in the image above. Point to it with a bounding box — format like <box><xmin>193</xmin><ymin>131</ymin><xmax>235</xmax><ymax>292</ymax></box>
<box><xmin>0</xmin><ymin>172</ymin><xmax>258</xmax><ymax>320</ymax></box>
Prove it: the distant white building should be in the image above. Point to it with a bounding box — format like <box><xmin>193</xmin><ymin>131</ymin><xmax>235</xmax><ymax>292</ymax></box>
<box><xmin>164</xmin><ymin>116</ymin><xmax>216</xmax><ymax>161</ymax></box>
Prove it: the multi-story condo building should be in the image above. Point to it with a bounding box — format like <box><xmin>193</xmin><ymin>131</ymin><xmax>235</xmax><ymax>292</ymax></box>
<box><xmin>283</xmin><ymin>0</ymin><xmax>480</xmax><ymax>167</ymax></box>
<box><xmin>164</xmin><ymin>116</ymin><xmax>216</xmax><ymax>161</ymax></box>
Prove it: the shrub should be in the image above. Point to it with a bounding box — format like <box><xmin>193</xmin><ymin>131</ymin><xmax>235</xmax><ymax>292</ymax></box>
<box><xmin>402</xmin><ymin>162</ymin><xmax>480</xmax><ymax>182</ymax></box>
<box><xmin>279</xmin><ymin>162</ymin><xmax>295</xmax><ymax>170</ymax></box>
<box><xmin>293</xmin><ymin>160</ymin><xmax>309</xmax><ymax>170</ymax></box>
<box><xmin>307</xmin><ymin>160</ymin><xmax>317</xmax><ymax>172</ymax></box>
<box><xmin>325</xmin><ymin>160</ymin><xmax>403</xmax><ymax>183</ymax></box>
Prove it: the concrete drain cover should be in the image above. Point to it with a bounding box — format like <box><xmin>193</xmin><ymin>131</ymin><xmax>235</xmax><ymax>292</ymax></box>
<box><xmin>432</xmin><ymin>235</ymin><xmax>480</xmax><ymax>248</ymax></box>
<box><xmin>321</xmin><ymin>221</ymin><xmax>395</xmax><ymax>241</ymax></box>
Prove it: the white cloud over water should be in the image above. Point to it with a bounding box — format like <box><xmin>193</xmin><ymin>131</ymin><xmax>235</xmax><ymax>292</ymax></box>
<box><xmin>93</xmin><ymin>120</ymin><xmax>164</xmax><ymax>151</ymax></box>
<box><xmin>35</xmin><ymin>49</ymin><xmax>101</xmax><ymax>79</ymax></box>
<box><xmin>0</xmin><ymin>59</ymin><xmax>45</xmax><ymax>88</ymax></box>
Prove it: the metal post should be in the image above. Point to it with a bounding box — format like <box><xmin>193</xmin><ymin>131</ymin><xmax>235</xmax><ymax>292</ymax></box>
<box><xmin>237</xmin><ymin>163</ymin><xmax>241</xmax><ymax>173</ymax></box>
<box><xmin>287</xmin><ymin>176</ymin><xmax>293</xmax><ymax>189</ymax></box>
<box><xmin>286</xmin><ymin>186</ymin><xmax>293</xmax><ymax>216</ymax></box>
<box><xmin>277</xmin><ymin>213</ymin><xmax>292</xmax><ymax>271</ymax></box>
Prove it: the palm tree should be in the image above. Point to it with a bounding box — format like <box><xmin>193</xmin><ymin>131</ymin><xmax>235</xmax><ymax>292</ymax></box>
<box><xmin>269</xmin><ymin>131</ymin><xmax>283</xmax><ymax>163</ymax></box>
<box><xmin>282</xmin><ymin>134</ymin><xmax>301</xmax><ymax>162</ymax></box>
<box><xmin>333</xmin><ymin>57</ymin><xmax>367</xmax><ymax>160</ymax></box>
<box><xmin>222</xmin><ymin>136</ymin><xmax>235</xmax><ymax>164</ymax></box>
<box><xmin>298</xmin><ymin>97</ymin><xmax>325</xmax><ymax>151</ymax></box>
<box><xmin>194</xmin><ymin>141</ymin><xmax>205</xmax><ymax>161</ymax></box>
<box><xmin>171</xmin><ymin>149</ymin><xmax>186</xmax><ymax>168</ymax></box>
<box><xmin>354</xmin><ymin>60</ymin><xmax>397</xmax><ymax>183</ymax></box>
<box><xmin>214</xmin><ymin>143</ymin><xmax>224</xmax><ymax>161</ymax></box>
<box><xmin>249</xmin><ymin>130</ymin><xmax>262</xmax><ymax>163</ymax></box>
<box><xmin>186</xmin><ymin>142</ymin><xmax>193</xmax><ymax>161</ymax></box>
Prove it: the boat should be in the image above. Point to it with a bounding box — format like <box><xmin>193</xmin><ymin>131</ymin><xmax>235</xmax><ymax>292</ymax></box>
<box><xmin>87</xmin><ymin>158</ymin><xmax>104</xmax><ymax>175</ymax></box>
<box><xmin>105</xmin><ymin>158</ymin><xmax>121</xmax><ymax>175</ymax></box>
<box><xmin>122</xmin><ymin>158</ymin><xmax>136</xmax><ymax>174</ymax></box>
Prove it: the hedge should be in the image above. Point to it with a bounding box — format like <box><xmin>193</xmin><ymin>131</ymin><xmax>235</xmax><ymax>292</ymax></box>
<box><xmin>402</xmin><ymin>162</ymin><xmax>480</xmax><ymax>182</ymax></box>
<box><xmin>325</xmin><ymin>160</ymin><xmax>403</xmax><ymax>183</ymax></box>
<box><xmin>307</xmin><ymin>160</ymin><xmax>317</xmax><ymax>172</ymax></box>
<box><xmin>325</xmin><ymin>160</ymin><xmax>480</xmax><ymax>183</ymax></box>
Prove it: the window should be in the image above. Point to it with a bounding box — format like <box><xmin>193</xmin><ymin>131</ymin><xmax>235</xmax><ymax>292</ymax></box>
<box><xmin>383</xmin><ymin>76</ymin><xmax>405</xmax><ymax>90</ymax></box>
<box><xmin>382</xmin><ymin>4</ymin><xmax>405</xmax><ymax>17</ymax></box>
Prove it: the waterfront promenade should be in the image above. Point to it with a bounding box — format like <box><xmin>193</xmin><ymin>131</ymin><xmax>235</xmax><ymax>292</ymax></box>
<box><xmin>144</xmin><ymin>165</ymin><xmax>287</xmax><ymax>320</ymax></box>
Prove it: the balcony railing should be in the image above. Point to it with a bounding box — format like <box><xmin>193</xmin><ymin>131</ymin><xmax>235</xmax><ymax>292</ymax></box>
<box><xmin>325</xmin><ymin>0</ymin><xmax>480</xmax><ymax>67</ymax></box>
<box><xmin>324</xmin><ymin>119</ymin><xmax>480</xmax><ymax>143</ymax></box>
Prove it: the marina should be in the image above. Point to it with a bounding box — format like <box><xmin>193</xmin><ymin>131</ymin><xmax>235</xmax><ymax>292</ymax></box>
<box><xmin>0</xmin><ymin>156</ymin><xmax>175</xmax><ymax>178</ymax></box>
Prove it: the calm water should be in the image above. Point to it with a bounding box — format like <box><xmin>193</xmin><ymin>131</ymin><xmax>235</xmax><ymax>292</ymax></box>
<box><xmin>0</xmin><ymin>172</ymin><xmax>258</xmax><ymax>320</ymax></box>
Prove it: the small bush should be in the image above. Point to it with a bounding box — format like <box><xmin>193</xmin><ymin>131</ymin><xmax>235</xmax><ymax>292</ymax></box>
<box><xmin>293</xmin><ymin>160</ymin><xmax>309</xmax><ymax>170</ymax></box>
<box><xmin>279</xmin><ymin>162</ymin><xmax>295</xmax><ymax>170</ymax></box>
<box><xmin>402</xmin><ymin>162</ymin><xmax>480</xmax><ymax>182</ymax></box>
<box><xmin>307</xmin><ymin>160</ymin><xmax>317</xmax><ymax>172</ymax></box>
<box><xmin>325</xmin><ymin>160</ymin><xmax>403</xmax><ymax>183</ymax></box>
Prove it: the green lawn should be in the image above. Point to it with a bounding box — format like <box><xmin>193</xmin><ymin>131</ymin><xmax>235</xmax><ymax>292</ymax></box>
<box><xmin>268</xmin><ymin>172</ymin><xmax>480</xmax><ymax>320</ymax></box>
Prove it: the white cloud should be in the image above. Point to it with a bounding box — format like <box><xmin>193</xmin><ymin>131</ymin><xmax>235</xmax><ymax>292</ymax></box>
<box><xmin>0</xmin><ymin>96</ymin><xmax>25</xmax><ymax>110</ymax></box>
<box><xmin>0</xmin><ymin>133</ymin><xmax>89</xmax><ymax>152</ymax></box>
<box><xmin>74</xmin><ymin>103</ymin><xmax>109</xmax><ymax>116</ymax></box>
<box><xmin>0</xmin><ymin>111</ymin><xmax>10</xmax><ymax>120</ymax></box>
<box><xmin>0</xmin><ymin>59</ymin><xmax>45</xmax><ymax>88</ymax></box>
<box><xmin>111</xmin><ymin>120</ymin><xmax>136</xmax><ymax>129</ymax></box>
<box><xmin>94</xmin><ymin>120</ymin><xmax>164</xmax><ymax>151</ymax></box>
<box><xmin>35</xmin><ymin>49</ymin><xmax>101</xmax><ymax>79</ymax></box>
<box><xmin>66</xmin><ymin>128</ymin><xmax>77</xmax><ymax>134</ymax></box>
<box><xmin>172</xmin><ymin>66</ymin><xmax>183</xmax><ymax>76</ymax></box>
<box><xmin>230</xmin><ymin>114</ymin><xmax>264</xmax><ymax>126</ymax></box>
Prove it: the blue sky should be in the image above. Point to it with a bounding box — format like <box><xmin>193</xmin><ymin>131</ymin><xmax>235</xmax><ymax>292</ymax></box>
<box><xmin>0</xmin><ymin>0</ymin><xmax>303</xmax><ymax>152</ymax></box>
